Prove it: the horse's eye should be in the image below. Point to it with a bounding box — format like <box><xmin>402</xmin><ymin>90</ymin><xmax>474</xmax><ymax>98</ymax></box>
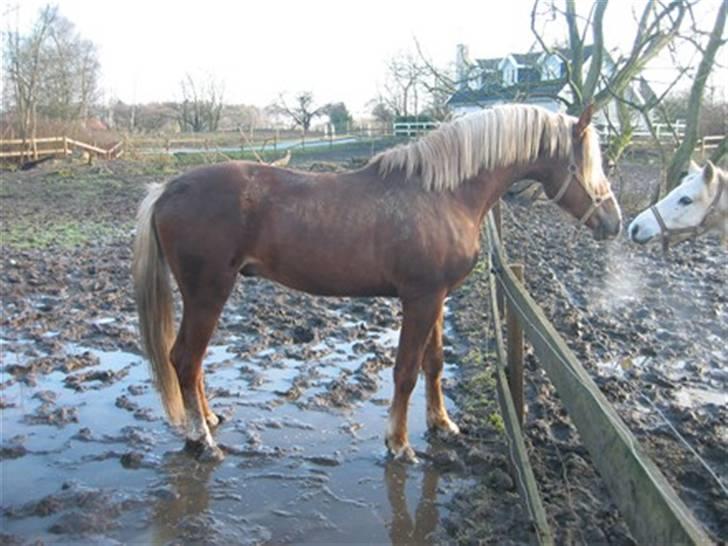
<box><xmin>678</xmin><ymin>196</ymin><xmax>693</xmax><ymax>206</ymax></box>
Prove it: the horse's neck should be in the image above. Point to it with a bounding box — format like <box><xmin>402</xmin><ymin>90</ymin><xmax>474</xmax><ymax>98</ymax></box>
<box><xmin>462</xmin><ymin>161</ymin><xmax>552</xmax><ymax>225</ymax></box>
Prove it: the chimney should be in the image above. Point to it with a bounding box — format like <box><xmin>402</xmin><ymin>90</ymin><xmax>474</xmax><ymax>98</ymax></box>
<box><xmin>455</xmin><ymin>44</ymin><xmax>470</xmax><ymax>90</ymax></box>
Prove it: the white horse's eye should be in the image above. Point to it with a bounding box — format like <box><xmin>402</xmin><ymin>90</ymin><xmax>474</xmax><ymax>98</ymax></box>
<box><xmin>678</xmin><ymin>196</ymin><xmax>693</xmax><ymax>206</ymax></box>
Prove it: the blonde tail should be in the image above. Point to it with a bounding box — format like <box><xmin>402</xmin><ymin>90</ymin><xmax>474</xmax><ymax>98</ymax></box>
<box><xmin>132</xmin><ymin>183</ymin><xmax>185</xmax><ymax>426</ymax></box>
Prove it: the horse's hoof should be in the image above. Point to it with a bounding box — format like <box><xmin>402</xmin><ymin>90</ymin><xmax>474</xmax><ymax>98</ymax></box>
<box><xmin>184</xmin><ymin>438</ymin><xmax>205</xmax><ymax>457</ymax></box>
<box><xmin>198</xmin><ymin>444</ymin><xmax>225</xmax><ymax>463</ymax></box>
<box><xmin>183</xmin><ymin>439</ymin><xmax>224</xmax><ymax>462</ymax></box>
<box><xmin>392</xmin><ymin>444</ymin><xmax>418</xmax><ymax>463</ymax></box>
<box><xmin>206</xmin><ymin>412</ymin><xmax>224</xmax><ymax>429</ymax></box>
<box><xmin>385</xmin><ymin>437</ymin><xmax>418</xmax><ymax>463</ymax></box>
<box><xmin>429</xmin><ymin>416</ymin><xmax>461</xmax><ymax>437</ymax></box>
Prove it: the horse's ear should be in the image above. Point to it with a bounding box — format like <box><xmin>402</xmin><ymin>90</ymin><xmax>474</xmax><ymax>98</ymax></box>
<box><xmin>688</xmin><ymin>159</ymin><xmax>701</xmax><ymax>174</ymax></box>
<box><xmin>574</xmin><ymin>103</ymin><xmax>593</xmax><ymax>140</ymax></box>
<box><xmin>703</xmin><ymin>160</ymin><xmax>716</xmax><ymax>185</ymax></box>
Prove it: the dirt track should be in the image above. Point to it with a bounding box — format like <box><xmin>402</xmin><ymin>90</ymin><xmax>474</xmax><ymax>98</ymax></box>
<box><xmin>1</xmin><ymin>158</ymin><xmax>725</xmax><ymax>544</ymax></box>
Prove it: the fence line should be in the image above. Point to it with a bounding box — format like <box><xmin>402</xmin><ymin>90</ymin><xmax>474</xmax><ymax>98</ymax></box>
<box><xmin>486</xmin><ymin>252</ymin><xmax>553</xmax><ymax>545</ymax></box>
<box><xmin>0</xmin><ymin>136</ymin><xmax>123</xmax><ymax>160</ymax></box>
<box><xmin>393</xmin><ymin>121</ymin><xmax>439</xmax><ymax>137</ymax></box>
<box><xmin>485</xmin><ymin>208</ymin><xmax>711</xmax><ymax>545</ymax></box>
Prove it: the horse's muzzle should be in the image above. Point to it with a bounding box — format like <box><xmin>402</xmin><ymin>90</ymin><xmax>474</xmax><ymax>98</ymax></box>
<box><xmin>628</xmin><ymin>221</ymin><xmax>651</xmax><ymax>244</ymax></box>
<box><xmin>592</xmin><ymin>203</ymin><xmax>622</xmax><ymax>240</ymax></box>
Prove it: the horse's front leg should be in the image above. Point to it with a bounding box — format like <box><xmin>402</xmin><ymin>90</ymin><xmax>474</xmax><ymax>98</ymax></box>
<box><xmin>422</xmin><ymin>305</ymin><xmax>459</xmax><ymax>436</ymax></box>
<box><xmin>386</xmin><ymin>291</ymin><xmax>445</xmax><ymax>462</ymax></box>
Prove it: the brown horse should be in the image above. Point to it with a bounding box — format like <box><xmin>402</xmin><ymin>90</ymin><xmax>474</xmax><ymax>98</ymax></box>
<box><xmin>133</xmin><ymin>104</ymin><xmax>621</xmax><ymax>462</ymax></box>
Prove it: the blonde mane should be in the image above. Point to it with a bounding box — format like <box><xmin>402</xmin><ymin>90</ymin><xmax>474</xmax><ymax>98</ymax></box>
<box><xmin>371</xmin><ymin>104</ymin><xmax>596</xmax><ymax>193</ymax></box>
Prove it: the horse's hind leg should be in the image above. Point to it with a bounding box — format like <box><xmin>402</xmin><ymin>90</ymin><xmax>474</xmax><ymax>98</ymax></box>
<box><xmin>422</xmin><ymin>305</ymin><xmax>459</xmax><ymax>436</ymax></box>
<box><xmin>198</xmin><ymin>370</ymin><xmax>222</xmax><ymax>428</ymax></box>
<box><xmin>171</xmin><ymin>277</ymin><xmax>236</xmax><ymax>461</ymax></box>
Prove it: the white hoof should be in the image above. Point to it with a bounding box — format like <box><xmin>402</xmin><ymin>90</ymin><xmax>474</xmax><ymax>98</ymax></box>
<box><xmin>428</xmin><ymin>414</ymin><xmax>461</xmax><ymax>436</ymax></box>
<box><xmin>385</xmin><ymin>437</ymin><xmax>418</xmax><ymax>463</ymax></box>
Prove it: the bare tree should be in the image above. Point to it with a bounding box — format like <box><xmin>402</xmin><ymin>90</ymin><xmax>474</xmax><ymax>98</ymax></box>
<box><xmin>379</xmin><ymin>53</ymin><xmax>429</xmax><ymax>118</ymax></box>
<box><xmin>530</xmin><ymin>0</ymin><xmax>687</xmax><ymax>115</ymax></box>
<box><xmin>2</xmin><ymin>4</ymin><xmax>101</xmax><ymax>143</ymax></box>
<box><xmin>602</xmin><ymin>1</ymin><xmax>727</xmax><ymax>196</ymax></box>
<box><xmin>665</xmin><ymin>0</ymin><xmax>727</xmax><ymax>189</ymax></box>
<box><xmin>267</xmin><ymin>92</ymin><xmax>327</xmax><ymax>133</ymax></box>
<box><xmin>40</xmin><ymin>14</ymin><xmax>100</xmax><ymax>122</ymax></box>
<box><xmin>177</xmin><ymin>73</ymin><xmax>225</xmax><ymax>133</ymax></box>
<box><xmin>372</xmin><ymin>48</ymin><xmax>455</xmax><ymax>124</ymax></box>
<box><xmin>3</xmin><ymin>5</ymin><xmax>58</xmax><ymax>141</ymax></box>
<box><xmin>368</xmin><ymin>99</ymin><xmax>395</xmax><ymax>123</ymax></box>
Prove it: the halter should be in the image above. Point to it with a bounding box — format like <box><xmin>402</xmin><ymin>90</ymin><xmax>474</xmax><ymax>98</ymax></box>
<box><xmin>649</xmin><ymin>174</ymin><xmax>725</xmax><ymax>253</ymax></box>
<box><xmin>548</xmin><ymin>152</ymin><xmax>615</xmax><ymax>227</ymax></box>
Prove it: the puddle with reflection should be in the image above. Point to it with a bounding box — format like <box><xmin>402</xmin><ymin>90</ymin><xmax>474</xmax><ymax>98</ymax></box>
<box><xmin>1</xmin><ymin>304</ymin><xmax>466</xmax><ymax>544</ymax></box>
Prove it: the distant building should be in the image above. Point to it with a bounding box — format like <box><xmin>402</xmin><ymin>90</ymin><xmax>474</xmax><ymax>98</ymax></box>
<box><xmin>447</xmin><ymin>44</ymin><xmax>655</xmax><ymax>133</ymax></box>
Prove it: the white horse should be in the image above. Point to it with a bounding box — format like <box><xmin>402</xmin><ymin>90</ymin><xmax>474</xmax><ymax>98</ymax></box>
<box><xmin>628</xmin><ymin>160</ymin><xmax>727</xmax><ymax>249</ymax></box>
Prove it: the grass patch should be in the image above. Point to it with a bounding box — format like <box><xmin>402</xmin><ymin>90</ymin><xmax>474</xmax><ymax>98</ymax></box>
<box><xmin>488</xmin><ymin>411</ymin><xmax>505</xmax><ymax>434</ymax></box>
<box><xmin>2</xmin><ymin>219</ymin><xmax>130</xmax><ymax>249</ymax></box>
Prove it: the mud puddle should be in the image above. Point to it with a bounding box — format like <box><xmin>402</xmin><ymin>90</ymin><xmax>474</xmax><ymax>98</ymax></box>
<box><xmin>1</xmin><ymin>301</ymin><xmax>468</xmax><ymax>545</ymax></box>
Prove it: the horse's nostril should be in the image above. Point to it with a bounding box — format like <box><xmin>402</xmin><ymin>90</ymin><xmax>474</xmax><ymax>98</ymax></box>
<box><xmin>631</xmin><ymin>224</ymin><xmax>639</xmax><ymax>236</ymax></box>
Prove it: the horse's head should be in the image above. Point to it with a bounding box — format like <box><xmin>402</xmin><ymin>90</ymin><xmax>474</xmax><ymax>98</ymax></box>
<box><xmin>542</xmin><ymin>105</ymin><xmax>622</xmax><ymax>240</ymax></box>
<box><xmin>628</xmin><ymin>160</ymin><xmax>723</xmax><ymax>245</ymax></box>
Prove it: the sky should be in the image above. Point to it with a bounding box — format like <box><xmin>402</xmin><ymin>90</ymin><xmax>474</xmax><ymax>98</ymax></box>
<box><xmin>3</xmin><ymin>0</ymin><xmax>726</xmax><ymax>118</ymax></box>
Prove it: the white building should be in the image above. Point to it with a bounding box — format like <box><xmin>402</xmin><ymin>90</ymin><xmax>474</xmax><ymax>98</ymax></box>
<box><xmin>447</xmin><ymin>44</ymin><xmax>655</xmax><ymax>133</ymax></box>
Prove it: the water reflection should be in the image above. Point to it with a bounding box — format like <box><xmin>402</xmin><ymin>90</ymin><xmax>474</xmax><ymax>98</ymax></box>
<box><xmin>151</xmin><ymin>450</ymin><xmax>217</xmax><ymax>544</ymax></box>
<box><xmin>385</xmin><ymin>461</ymin><xmax>440</xmax><ymax>546</ymax></box>
<box><xmin>147</xmin><ymin>451</ymin><xmax>445</xmax><ymax>545</ymax></box>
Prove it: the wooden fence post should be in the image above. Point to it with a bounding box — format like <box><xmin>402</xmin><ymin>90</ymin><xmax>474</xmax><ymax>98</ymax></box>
<box><xmin>63</xmin><ymin>136</ymin><xmax>68</xmax><ymax>156</ymax></box>
<box><xmin>493</xmin><ymin>201</ymin><xmax>505</xmax><ymax>317</ymax></box>
<box><xmin>507</xmin><ymin>263</ymin><xmax>525</xmax><ymax>425</ymax></box>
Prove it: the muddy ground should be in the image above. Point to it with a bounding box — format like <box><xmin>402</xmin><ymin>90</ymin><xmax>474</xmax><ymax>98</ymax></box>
<box><xmin>0</xmin><ymin>156</ymin><xmax>725</xmax><ymax>544</ymax></box>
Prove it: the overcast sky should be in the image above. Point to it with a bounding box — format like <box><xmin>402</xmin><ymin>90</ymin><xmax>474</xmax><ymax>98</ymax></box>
<box><xmin>4</xmin><ymin>0</ymin><xmax>725</xmax><ymax>117</ymax></box>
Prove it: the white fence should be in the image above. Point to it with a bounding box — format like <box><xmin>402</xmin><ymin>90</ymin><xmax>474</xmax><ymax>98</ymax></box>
<box><xmin>393</xmin><ymin>121</ymin><xmax>439</xmax><ymax>137</ymax></box>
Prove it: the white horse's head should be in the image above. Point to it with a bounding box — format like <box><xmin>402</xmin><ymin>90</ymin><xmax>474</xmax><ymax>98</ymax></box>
<box><xmin>628</xmin><ymin>160</ymin><xmax>724</xmax><ymax>244</ymax></box>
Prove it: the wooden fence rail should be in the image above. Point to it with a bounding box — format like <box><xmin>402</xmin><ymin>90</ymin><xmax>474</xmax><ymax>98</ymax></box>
<box><xmin>484</xmin><ymin>209</ymin><xmax>712</xmax><ymax>545</ymax></box>
<box><xmin>0</xmin><ymin>136</ymin><xmax>123</xmax><ymax>160</ymax></box>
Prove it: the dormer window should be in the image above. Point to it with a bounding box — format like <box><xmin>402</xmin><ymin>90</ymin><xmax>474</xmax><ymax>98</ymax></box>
<box><xmin>542</xmin><ymin>54</ymin><xmax>563</xmax><ymax>80</ymax></box>
<box><xmin>503</xmin><ymin>65</ymin><xmax>516</xmax><ymax>86</ymax></box>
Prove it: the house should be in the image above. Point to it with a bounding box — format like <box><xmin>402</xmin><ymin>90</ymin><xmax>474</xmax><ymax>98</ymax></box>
<box><xmin>448</xmin><ymin>44</ymin><xmax>654</xmax><ymax>134</ymax></box>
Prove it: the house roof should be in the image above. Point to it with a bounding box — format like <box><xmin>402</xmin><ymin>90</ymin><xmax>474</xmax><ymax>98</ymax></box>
<box><xmin>473</xmin><ymin>46</ymin><xmax>596</xmax><ymax>70</ymax></box>
<box><xmin>512</xmin><ymin>52</ymin><xmax>542</xmax><ymax>66</ymax></box>
<box><xmin>448</xmin><ymin>45</ymin><xmax>599</xmax><ymax>107</ymax></box>
<box><xmin>476</xmin><ymin>58</ymin><xmax>500</xmax><ymax>71</ymax></box>
<box><xmin>448</xmin><ymin>79</ymin><xmax>566</xmax><ymax>106</ymax></box>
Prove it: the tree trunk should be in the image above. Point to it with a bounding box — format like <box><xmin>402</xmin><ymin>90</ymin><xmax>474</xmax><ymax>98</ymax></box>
<box><xmin>665</xmin><ymin>0</ymin><xmax>727</xmax><ymax>191</ymax></box>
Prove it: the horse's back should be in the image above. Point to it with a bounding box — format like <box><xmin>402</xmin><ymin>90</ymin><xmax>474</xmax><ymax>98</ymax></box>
<box><xmin>151</xmin><ymin>160</ymin><xmax>480</xmax><ymax>299</ymax></box>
